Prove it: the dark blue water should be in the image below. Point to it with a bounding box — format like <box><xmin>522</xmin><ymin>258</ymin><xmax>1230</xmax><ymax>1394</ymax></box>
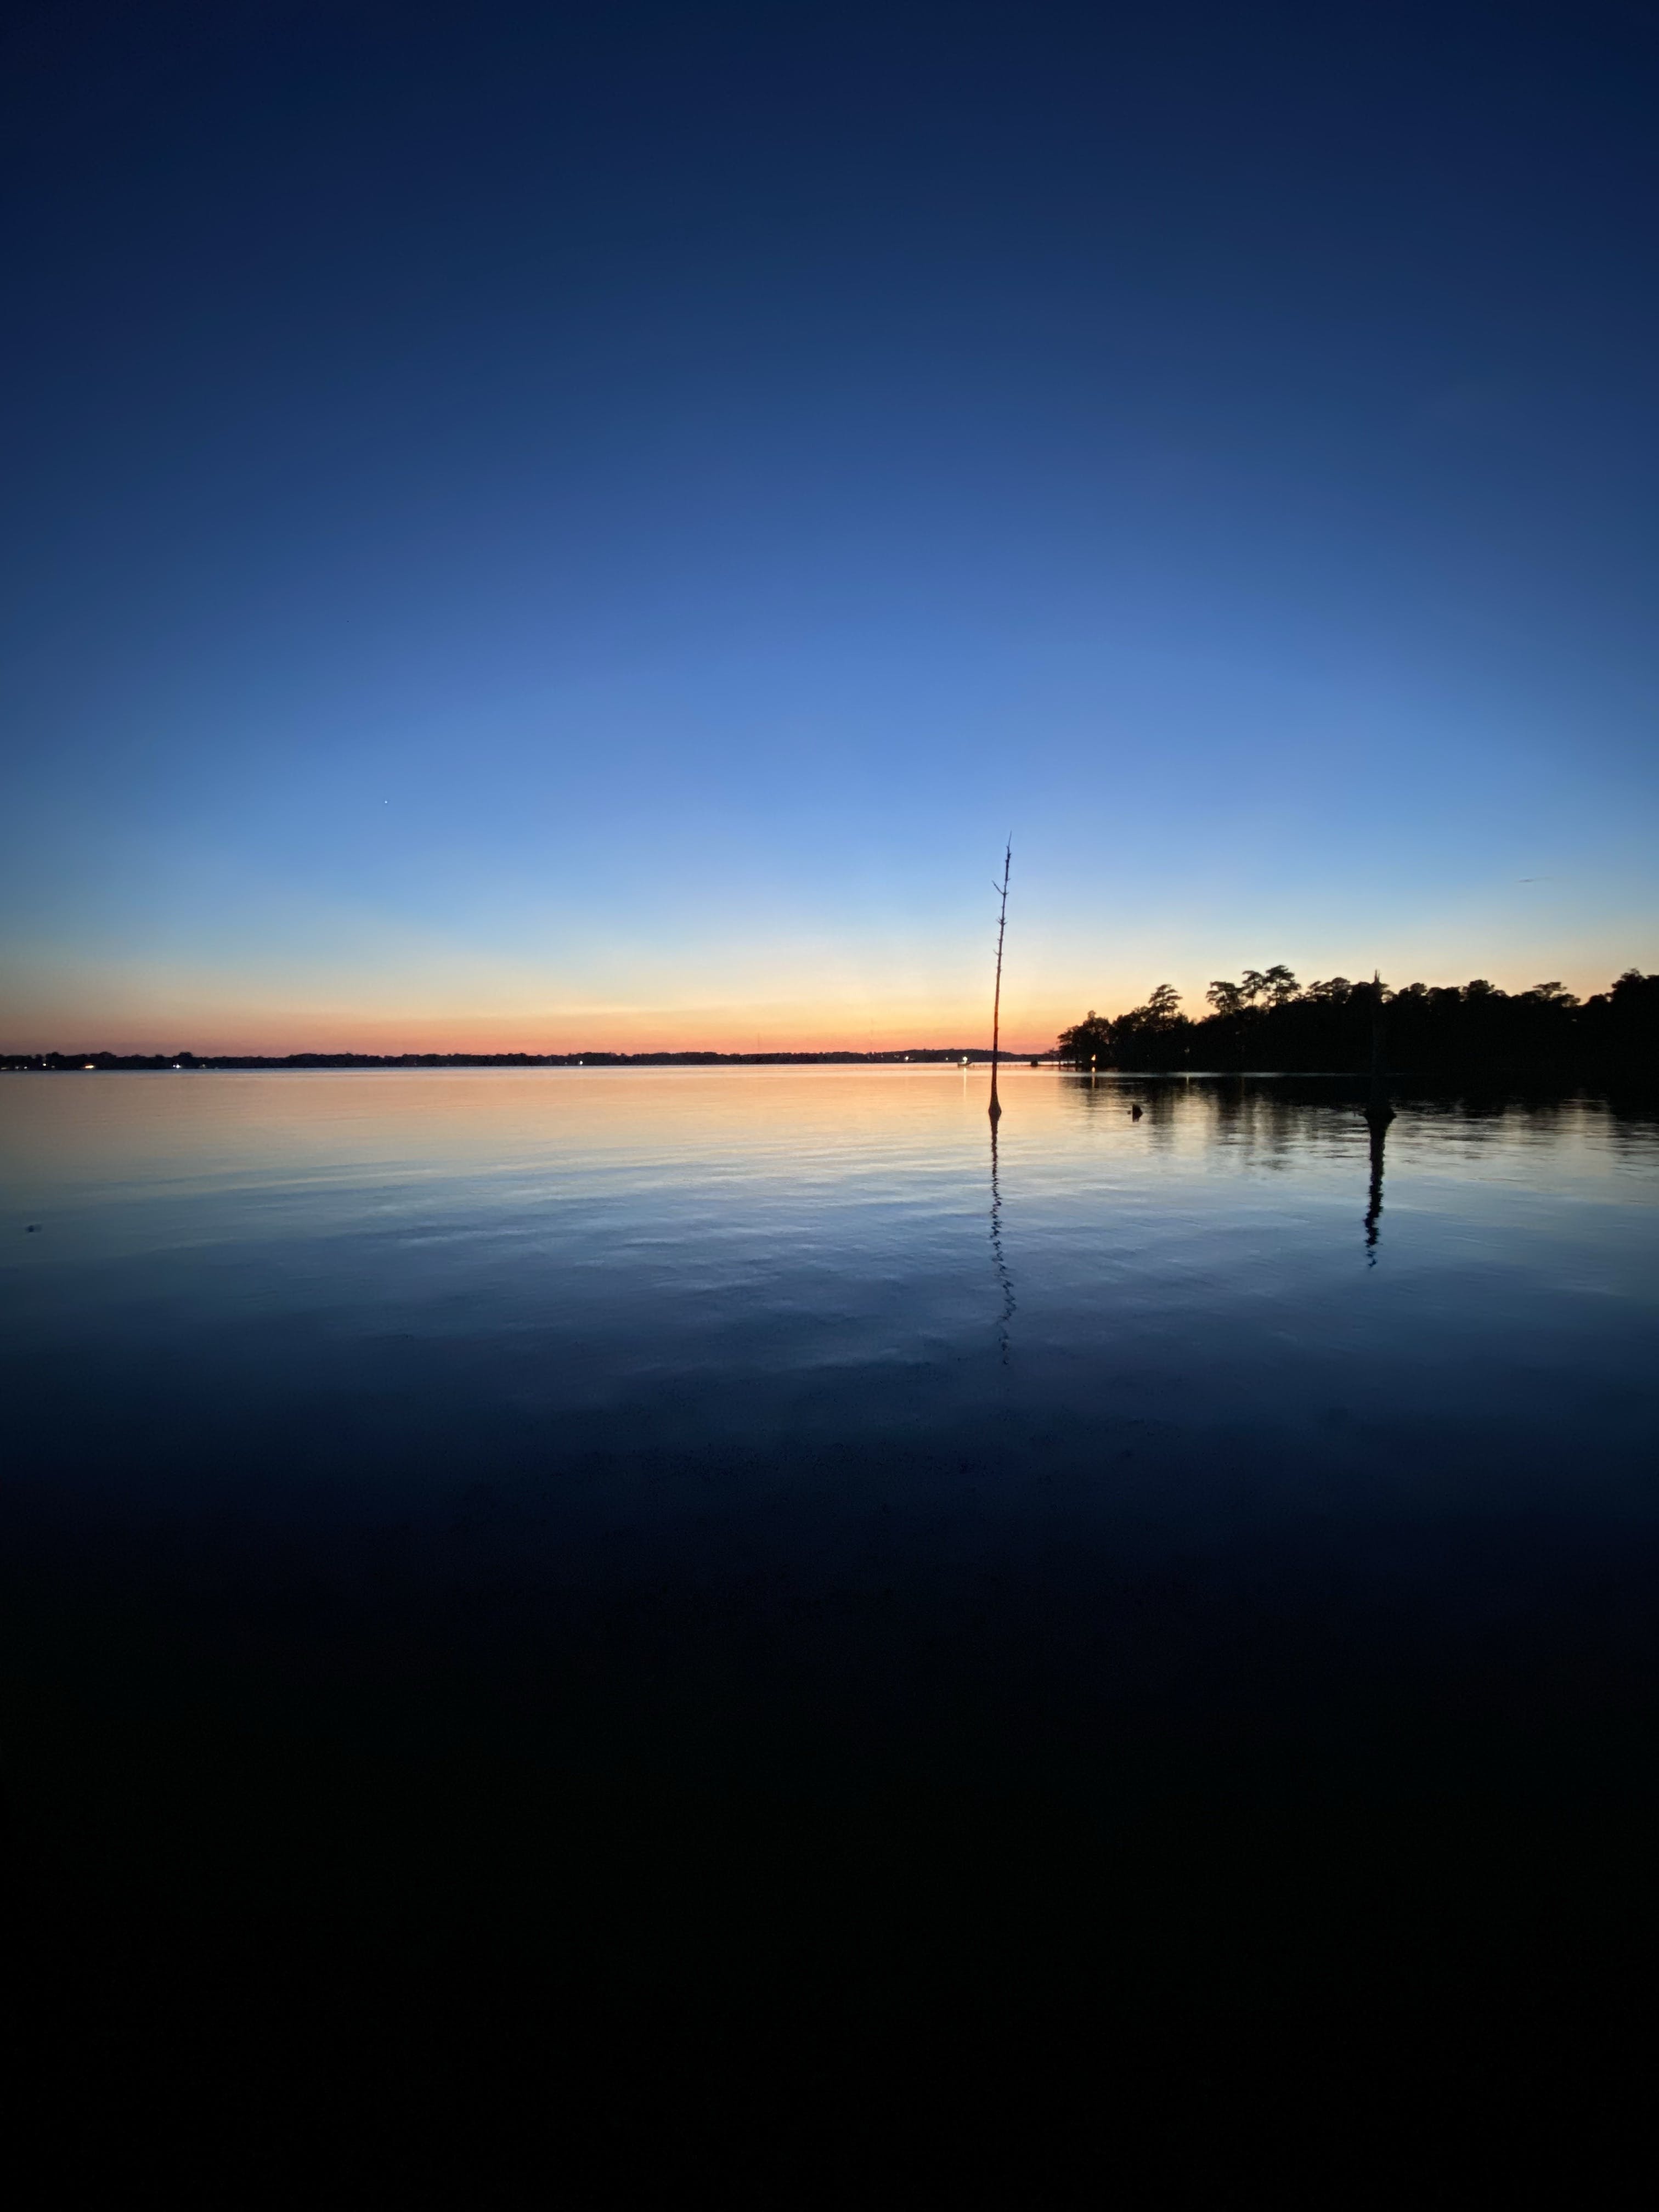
<box><xmin>5</xmin><ymin>1067</ymin><xmax>1657</xmax><ymax>2181</ymax></box>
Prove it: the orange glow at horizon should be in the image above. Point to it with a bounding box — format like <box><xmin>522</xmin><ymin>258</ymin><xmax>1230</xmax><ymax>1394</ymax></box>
<box><xmin>5</xmin><ymin>955</ymin><xmax>1640</xmax><ymax>1059</ymax></box>
<box><xmin>1</xmin><ymin>1005</ymin><xmax>1077</xmax><ymax>1058</ymax></box>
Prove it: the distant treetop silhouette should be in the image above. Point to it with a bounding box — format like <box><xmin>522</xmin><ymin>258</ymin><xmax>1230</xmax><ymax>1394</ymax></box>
<box><xmin>1058</xmin><ymin>969</ymin><xmax>1659</xmax><ymax>1076</ymax></box>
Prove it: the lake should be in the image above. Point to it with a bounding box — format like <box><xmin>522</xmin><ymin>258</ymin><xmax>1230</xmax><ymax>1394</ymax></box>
<box><xmin>5</xmin><ymin>1065</ymin><xmax>1658</xmax><ymax>2178</ymax></box>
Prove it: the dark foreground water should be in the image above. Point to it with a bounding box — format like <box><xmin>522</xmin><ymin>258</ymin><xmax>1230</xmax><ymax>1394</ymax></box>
<box><xmin>4</xmin><ymin>1066</ymin><xmax>1658</xmax><ymax>2189</ymax></box>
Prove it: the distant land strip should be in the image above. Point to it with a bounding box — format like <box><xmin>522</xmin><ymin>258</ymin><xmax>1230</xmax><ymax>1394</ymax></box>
<box><xmin>1</xmin><ymin>1049</ymin><xmax>1049</xmax><ymax>1071</ymax></box>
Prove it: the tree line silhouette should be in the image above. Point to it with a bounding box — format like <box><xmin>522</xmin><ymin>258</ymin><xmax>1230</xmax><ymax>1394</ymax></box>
<box><xmin>1058</xmin><ymin>967</ymin><xmax>1659</xmax><ymax>1076</ymax></box>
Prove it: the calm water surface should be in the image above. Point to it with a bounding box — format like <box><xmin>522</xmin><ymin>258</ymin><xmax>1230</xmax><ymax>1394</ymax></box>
<box><xmin>3</xmin><ymin>1069</ymin><xmax>1658</xmax><ymax>1908</ymax></box>
<box><xmin>6</xmin><ymin>1066</ymin><xmax>1659</xmax><ymax>2162</ymax></box>
<box><xmin>6</xmin><ymin>1064</ymin><xmax>1654</xmax><ymax>1517</ymax></box>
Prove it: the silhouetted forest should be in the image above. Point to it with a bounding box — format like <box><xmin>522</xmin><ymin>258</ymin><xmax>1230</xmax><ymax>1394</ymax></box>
<box><xmin>1058</xmin><ymin>968</ymin><xmax>1659</xmax><ymax>1076</ymax></box>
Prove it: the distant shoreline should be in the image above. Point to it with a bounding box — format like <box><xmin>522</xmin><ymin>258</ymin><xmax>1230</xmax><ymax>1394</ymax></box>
<box><xmin>4</xmin><ymin>1054</ymin><xmax>1654</xmax><ymax>1088</ymax></box>
<box><xmin>1</xmin><ymin>1048</ymin><xmax>1053</xmax><ymax>1072</ymax></box>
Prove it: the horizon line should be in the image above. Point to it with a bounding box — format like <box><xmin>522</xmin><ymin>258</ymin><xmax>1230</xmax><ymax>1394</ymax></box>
<box><xmin>2</xmin><ymin>1046</ymin><xmax>1056</xmax><ymax>1068</ymax></box>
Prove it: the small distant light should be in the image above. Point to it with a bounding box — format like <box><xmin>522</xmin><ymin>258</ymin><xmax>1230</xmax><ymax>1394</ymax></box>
<box><xmin>84</xmin><ymin>1063</ymin><xmax>95</xmax><ymax>1070</ymax></box>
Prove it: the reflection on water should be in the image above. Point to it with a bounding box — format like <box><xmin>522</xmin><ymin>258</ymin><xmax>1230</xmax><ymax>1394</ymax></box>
<box><xmin>7</xmin><ymin>1065</ymin><xmax>1658</xmax><ymax>2137</ymax></box>
<box><xmin>5</xmin><ymin>1063</ymin><xmax>1654</xmax><ymax>1527</ymax></box>
<box><xmin>987</xmin><ymin>1119</ymin><xmax>1015</xmax><ymax>1363</ymax></box>
<box><xmin>4</xmin><ymin>1070</ymin><xmax>1659</xmax><ymax>1882</ymax></box>
<box><xmin>1365</xmin><ymin>1110</ymin><xmax>1390</xmax><ymax>1261</ymax></box>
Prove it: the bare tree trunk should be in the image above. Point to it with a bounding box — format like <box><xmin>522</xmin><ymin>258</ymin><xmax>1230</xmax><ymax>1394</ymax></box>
<box><xmin>989</xmin><ymin>841</ymin><xmax>1011</xmax><ymax>1122</ymax></box>
<box><xmin>1366</xmin><ymin>968</ymin><xmax>1394</xmax><ymax>1130</ymax></box>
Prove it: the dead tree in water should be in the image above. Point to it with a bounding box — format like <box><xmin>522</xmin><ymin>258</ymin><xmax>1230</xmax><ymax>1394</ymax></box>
<box><xmin>1365</xmin><ymin>969</ymin><xmax>1394</xmax><ymax>1130</ymax></box>
<box><xmin>1363</xmin><ymin>969</ymin><xmax>1393</xmax><ymax>1262</ymax></box>
<box><xmin>988</xmin><ymin>840</ymin><xmax>1012</xmax><ymax>1122</ymax></box>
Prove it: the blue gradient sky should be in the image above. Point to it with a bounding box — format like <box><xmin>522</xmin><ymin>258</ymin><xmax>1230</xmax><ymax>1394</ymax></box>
<box><xmin>4</xmin><ymin>0</ymin><xmax>1655</xmax><ymax>1050</ymax></box>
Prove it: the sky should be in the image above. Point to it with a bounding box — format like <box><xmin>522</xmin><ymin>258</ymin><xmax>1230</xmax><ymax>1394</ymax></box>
<box><xmin>3</xmin><ymin>0</ymin><xmax>1656</xmax><ymax>1052</ymax></box>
